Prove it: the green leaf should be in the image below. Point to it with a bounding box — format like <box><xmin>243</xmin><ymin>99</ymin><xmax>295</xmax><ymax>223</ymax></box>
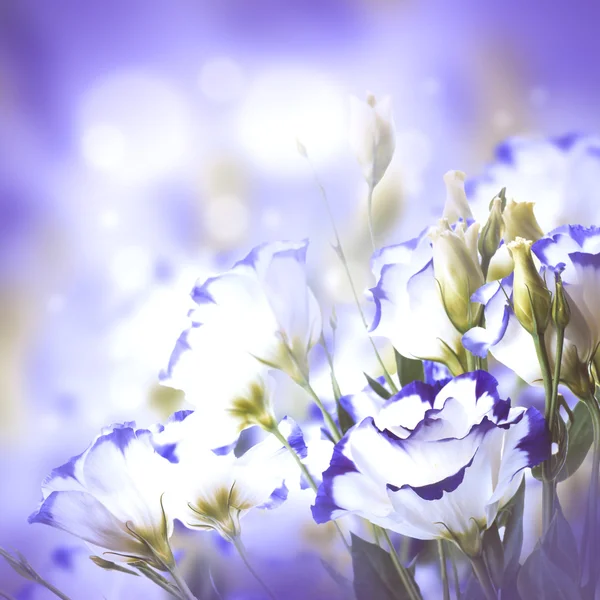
<box><xmin>364</xmin><ymin>373</ymin><xmax>392</xmax><ymax>400</ymax></box>
<box><xmin>482</xmin><ymin>523</ymin><xmax>504</xmax><ymax>590</ymax></box>
<box><xmin>517</xmin><ymin>507</ymin><xmax>582</xmax><ymax>600</ymax></box>
<box><xmin>501</xmin><ymin>478</ymin><xmax>526</xmax><ymax>587</ymax></box>
<box><xmin>542</xmin><ymin>506</ymin><xmax>579</xmax><ymax>582</ymax></box>
<box><xmin>320</xmin><ymin>558</ymin><xmax>355</xmax><ymax>597</ymax></box>
<box><xmin>336</xmin><ymin>399</ymin><xmax>355</xmax><ymax>435</ymax></box>
<box><xmin>517</xmin><ymin>546</ymin><xmax>582</xmax><ymax>600</ymax></box>
<box><xmin>395</xmin><ymin>350</ymin><xmax>424</xmax><ymax>387</ymax></box>
<box><xmin>558</xmin><ymin>401</ymin><xmax>594</xmax><ymax>482</ymax></box>
<box><xmin>351</xmin><ymin>533</ymin><xmax>420</xmax><ymax>600</ymax></box>
<box><xmin>90</xmin><ymin>556</ymin><xmax>139</xmax><ymax>576</ymax></box>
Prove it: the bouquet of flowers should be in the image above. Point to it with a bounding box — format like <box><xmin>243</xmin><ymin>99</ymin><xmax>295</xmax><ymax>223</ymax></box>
<box><xmin>4</xmin><ymin>95</ymin><xmax>599</xmax><ymax>600</ymax></box>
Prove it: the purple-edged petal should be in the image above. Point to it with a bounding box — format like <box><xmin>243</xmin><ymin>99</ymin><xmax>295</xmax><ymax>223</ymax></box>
<box><xmin>29</xmin><ymin>491</ymin><xmax>146</xmax><ymax>556</ymax></box>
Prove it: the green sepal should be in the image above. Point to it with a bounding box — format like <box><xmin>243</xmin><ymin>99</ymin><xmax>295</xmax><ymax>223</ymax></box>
<box><xmin>90</xmin><ymin>556</ymin><xmax>140</xmax><ymax>576</ymax></box>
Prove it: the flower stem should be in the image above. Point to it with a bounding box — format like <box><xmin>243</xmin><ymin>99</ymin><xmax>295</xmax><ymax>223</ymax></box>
<box><xmin>380</xmin><ymin>529</ymin><xmax>422</xmax><ymax>600</ymax></box>
<box><xmin>232</xmin><ymin>538</ymin><xmax>277</xmax><ymax>600</ymax></box>
<box><xmin>438</xmin><ymin>540</ymin><xmax>450</xmax><ymax>600</ymax></box>
<box><xmin>270</xmin><ymin>425</ymin><xmax>351</xmax><ymax>552</ymax></box>
<box><xmin>303</xmin><ymin>156</ymin><xmax>397</xmax><ymax>393</ymax></box>
<box><xmin>366</xmin><ymin>182</ymin><xmax>376</xmax><ymax>251</ymax></box>
<box><xmin>583</xmin><ymin>393</ymin><xmax>600</xmax><ymax>591</ymax></box>
<box><xmin>166</xmin><ymin>562</ymin><xmax>198</xmax><ymax>600</ymax></box>
<box><xmin>469</xmin><ymin>555</ymin><xmax>497</xmax><ymax>600</ymax></box>
<box><xmin>532</xmin><ymin>332</ymin><xmax>556</xmax><ymax>531</ymax></box>
<box><xmin>301</xmin><ymin>380</ymin><xmax>342</xmax><ymax>442</ymax></box>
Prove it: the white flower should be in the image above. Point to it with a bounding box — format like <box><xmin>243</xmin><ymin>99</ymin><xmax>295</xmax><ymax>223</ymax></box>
<box><xmin>160</xmin><ymin>241</ymin><xmax>322</xmax><ymax>439</ymax></box>
<box><xmin>312</xmin><ymin>372</ymin><xmax>549</xmax><ymax>555</ymax></box>
<box><xmin>349</xmin><ymin>93</ymin><xmax>396</xmax><ymax>188</ymax></box>
<box><xmin>370</xmin><ymin>228</ymin><xmax>468</xmax><ymax>375</ymax></box>
<box><xmin>469</xmin><ymin>135</ymin><xmax>600</xmax><ymax>232</ymax></box>
<box><xmin>464</xmin><ymin>225</ymin><xmax>600</xmax><ymax>397</ymax></box>
<box><xmin>155</xmin><ymin>411</ymin><xmax>304</xmax><ymax>542</ymax></box>
<box><xmin>28</xmin><ymin>423</ymin><xmax>176</xmax><ymax>568</ymax></box>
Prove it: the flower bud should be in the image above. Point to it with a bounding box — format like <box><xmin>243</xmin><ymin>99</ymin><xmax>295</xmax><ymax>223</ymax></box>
<box><xmin>552</xmin><ymin>272</ymin><xmax>571</xmax><ymax>330</ymax></box>
<box><xmin>442</xmin><ymin>170</ymin><xmax>474</xmax><ymax>224</ymax></box>
<box><xmin>508</xmin><ymin>237</ymin><xmax>551</xmax><ymax>336</ymax></box>
<box><xmin>478</xmin><ymin>196</ymin><xmax>505</xmax><ymax>265</ymax></box>
<box><xmin>503</xmin><ymin>200</ymin><xmax>544</xmax><ymax>243</ymax></box>
<box><xmin>349</xmin><ymin>93</ymin><xmax>396</xmax><ymax>188</ymax></box>
<box><xmin>430</xmin><ymin>220</ymin><xmax>485</xmax><ymax>333</ymax></box>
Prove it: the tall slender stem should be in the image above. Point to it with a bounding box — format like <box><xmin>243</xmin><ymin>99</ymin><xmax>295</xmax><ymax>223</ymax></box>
<box><xmin>233</xmin><ymin>538</ymin><xmax>277</xmax><ymax>600</ymax></box>
<box><xmin>303</xmin><ymin>156</ymin><xmax>397</xmax><ymax>393</ymax></box>
<box><xmin>469</xmin><ymin>556</ymin><xmax>497</xmax><ymax>600</ymax></box>
<box><xmin>366</xmin><ymin>182</ymin><xmax>376</xmax><ymax>251</ymax></box>
<box><xmin>282</xmin><ymin>342</ymin><xmax>342</xmax><ymax>442</ymax></box>
<box><xmin>166</xmin><ymin>562</ymin><xmax>198</xmax><ymax>600</ymax></box>
<box><xmin>438</xmin><ymin>540</ymin><xmax>450</xmax><ymax>600</ymax></box>
<box><xmin>532</xmin><ymin>332</ymin><xmax>556</xmax><ymax>531</ymax></box>
<box><xmin>380</xmin><ymin>529</ymin><xmax>422</xmax><ymax>600</ymax></box>
<box><xmin>301</xmin><ymin>380</ymin><xmax>342</xmax><ymax>442</ymax></box>
<box><xmin>35</xmin><ymin>580</ymin><xmax>72</xmax><ymax>600</ymax></box>
<box><xmin>320</xmin><ymin>335</ymin><xmax>343</xmax><ymax>401</ymax></box>
<box><xmin>583</xmin><ymin>394</ymin><xmax>600</xmax><ymax>591</ymax></box>
<box><xmin>270</xmin><ymin>425</ymin><xmax>351</xmax><ymax>552</ymax></box>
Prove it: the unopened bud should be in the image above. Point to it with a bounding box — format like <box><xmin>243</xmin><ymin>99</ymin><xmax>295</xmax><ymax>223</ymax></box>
<box><xmin>442</xmin><ymin>170</ymin><xmax>473</xmax><ymax>224</ymax></box>
<box><xmin>430</xmin><ymin>220</ymin><xmax>484</xmax><ymax>333</ymax></box>
<box><xmin>508</xmin><ymin>237</ymin><xmax>551</xmax><ymax>336</ymax></box>
<box><xmin>552</xmin><ymin>273</ymin><xmax>571</xmax><ymax>330</ymax></box>
<box><xmin>478</xmin><ymin>197</ymin><xmax>505</xmax><ymax>264</ymax></box>
<box><xmin>503</xmin><ymin>200</ymin><xmax>544</xmax><ymax>243</ymax></box>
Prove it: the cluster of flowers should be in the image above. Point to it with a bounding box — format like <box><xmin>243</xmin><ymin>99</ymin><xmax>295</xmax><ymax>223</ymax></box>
<box><xmin>8</xmin><ymin>96</ymin><xmax>600</xmax><ymax>600</ymax></box>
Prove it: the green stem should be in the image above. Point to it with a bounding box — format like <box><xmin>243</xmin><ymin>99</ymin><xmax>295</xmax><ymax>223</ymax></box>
<box><xmin>233</xmin><ymin>538</ymin><xmax>277</xmax><ymax>600</ymax></box>
<box><xmin>380</xmin><ymin>529</ymin><xmax>422</xmax><ymax>600</ymax></box>
<box><xmin>583</xmin><ymin>394</ymin><xmax>600</xmax><ymax>590</ymax></box>
<box><xmin>166</xmin><ymin>562</ymin><xmax>198</xmax><ymax>600</ymax></box>
<box><xmin>301</xmin><ymin>380</ymin><xmax>342</xmax><ymax>442</ymax></box>
<box><xmin>469</xmin><ymin>556</ymin><xmax>497</xmax><ymax>600</ymax></box>
<box><xmin>449</xmin><ymin>547</ymin><xmax>462</xmax><ymax>600</ymax></box>
<box><xmin>282</xmin><ymin>343</ymin><xmax>342</xmax><ymax>442</ymax></box>
<box><xmin>304</xmin><ymin>156</ymin><xmax>397</xmax><ymax>393</ymax></box>
<box><xmin>438</xmin><ymin>540</ymin><xmax>450</xmax><ymax>600</ymax></box>
<box><xmin>270</xmin><ymin>426</ymin><xmax>351</xmax><ymax>552</ymax></box>
<box><xmin>366</xmin><ymin>181</ymin><xmax>376</xmax><ymax>251</ymax></box>
<box><xmin>532</xmin><ymin>332</ymin><xmax>556</xmax><ymax>532</ymax></box>
<box><xmin>320</xmin><ymin>334</ymin><xmax>343</xmax><ymax>401</ymax></box>
<box><xmin>35</xmin><ymin>581</ymin><xmax>72</xmax><ymax>600</ymax></box>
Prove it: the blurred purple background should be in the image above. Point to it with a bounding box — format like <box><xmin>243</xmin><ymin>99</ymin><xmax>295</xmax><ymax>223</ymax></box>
<box><xmin>1</xmin><ymin>0</ymin><xmax>600</xmax><ymax>597</ymax></box>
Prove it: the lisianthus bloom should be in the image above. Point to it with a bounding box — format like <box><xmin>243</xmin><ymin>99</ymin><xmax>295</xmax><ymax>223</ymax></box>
<box><xmin>349</xmin><ymin>93</ymin><xmax>396</xmax><ymax>188</ymax></box>
<box><xmin>464</xmin><ymin>226</ymin><xmax>600</xmax><ymax>397</ymax></box>
<box><xmin>154</xmin><ymin>411</ymin><xmax>305</xmax><ymax>542</ymax></box>
<box><xmin>468</xmin><ymin>134</ymin><xmax>600</xmax><ymax>232</ymax></box>
<box><xmin>370</xmin><ymin>226</ymin><xmax>469</xmax><ymax>375</ymax></box>
<box><xmin>29</xmin><ymin>423</ymin><xmax>176</xmax><ymax>569</ymax></box>
<box><xmin>160</xmin><ymin>241</ymin><xmax>322</xmax><ymax>441</ymax></box>
<box><xmin>312</xmin><ymin>372</ymin><xmax>549</xmax><ymax>555</ymax></box>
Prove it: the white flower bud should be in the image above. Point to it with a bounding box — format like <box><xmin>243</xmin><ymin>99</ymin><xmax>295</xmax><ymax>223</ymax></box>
<box><xmin>442</xmin><ymin>170</ymin><xmax>474</xmax><ymax>224</ymax></box>
<box><xmin>349</xmin><ymin>93</ymin><xmax>396</xmax><ymax>188</ymax></box>
<box><xmin>503</xmin><ymin>200</ymin><xmax>544</xmax><ymax>243</ymax></box>
<box><xmin>430</xmin><ymin>220</ymin><xmax>485</xmax><ymax>333</ymax></box>
<box><xmin>508</xmin><ymin>237</ymin><xmax>551</xmax><ymax>336</ymax></box>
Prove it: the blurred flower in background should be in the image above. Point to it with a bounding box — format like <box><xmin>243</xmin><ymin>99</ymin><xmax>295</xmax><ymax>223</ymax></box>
<box><xmin>2</xmin><ymin>0</ymin><xmax>600</xmax><ymax>596</ymax></box>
